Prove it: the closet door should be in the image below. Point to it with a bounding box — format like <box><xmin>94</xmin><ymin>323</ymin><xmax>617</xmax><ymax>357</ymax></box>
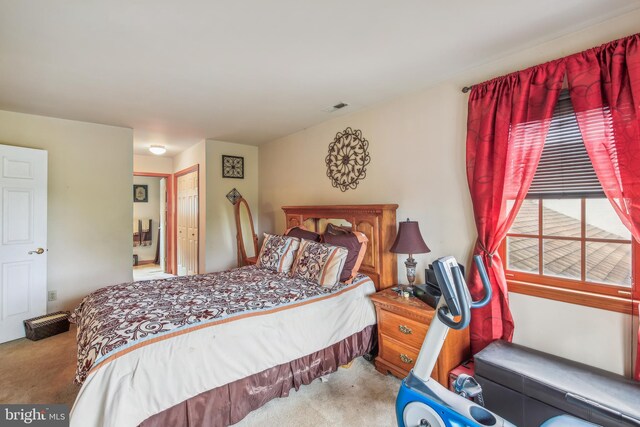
<box><xmin>176</xmin><ymin>169</ymin><xmax>198</xmax><ymax>276</ymax></box>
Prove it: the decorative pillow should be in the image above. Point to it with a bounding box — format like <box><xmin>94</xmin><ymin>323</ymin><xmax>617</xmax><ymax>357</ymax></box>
<box><xmin>256</xmin><ymin>233</ymin><xmax>300</xmax><ymax>273</ymax></box>
<box><xmin>285</xmin><ymin>226</ymin><xmax>321</xmax><ymax>242</ymax></box>
<box><xmin>324</xmin><ymin>231</ymin><xmax>368</xmax><ymax>282</ymax></box>
<box><xmin>291</xmin><ymin>239</ymin><xmax>348</xmax><ymax>287</ymax></box>
<box><xmin>325</xmin><ymin>223</ymin><xmax>351</xmax><ymax>236</ymax></box>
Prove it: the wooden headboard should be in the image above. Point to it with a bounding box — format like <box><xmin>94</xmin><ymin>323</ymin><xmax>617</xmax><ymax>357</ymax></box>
<box><xmin>282</xmin><ymin>204</ymin><xmax>398</xmax><ymax>291</ymax></box>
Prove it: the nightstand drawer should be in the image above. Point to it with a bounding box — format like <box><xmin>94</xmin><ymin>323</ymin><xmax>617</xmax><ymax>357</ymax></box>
<box><xmin>380</xmin><ymin>336</ymin><xmax>419</xmax><ymax>370</ymax></box>
<box><xmin>379</xmin><ymin>336</ymin><xmax>439</xmax><ymax>380</ymax></box>
<box><xmin>379</xmin><ymin>309</ymin><xmax>428</xmax><ymax>350</ymax></box>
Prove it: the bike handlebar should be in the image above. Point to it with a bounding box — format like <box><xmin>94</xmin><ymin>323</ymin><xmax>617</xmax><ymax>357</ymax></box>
<box><xmin>471</xmin><ymin>255</ymin><xmax>492</xmax><ymax>308</ymax></box>
<box><xmin>437</xmin><ymin>265</ymin><xmax>471</xmax><ymax>330</ymax></box>
<box><xmin>435</xmin><ymin>255</ymin><xmax>492</xmax><ymax>330</ymax></box>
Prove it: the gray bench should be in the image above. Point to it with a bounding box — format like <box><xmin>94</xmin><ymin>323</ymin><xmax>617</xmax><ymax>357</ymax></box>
<box><xmin>474</xmin><ymin>340</ymin><xmax>640</xmax><ymax>427</ymax></box>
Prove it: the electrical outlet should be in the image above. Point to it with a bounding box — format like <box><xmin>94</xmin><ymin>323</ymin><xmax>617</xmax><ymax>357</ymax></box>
<box><xmin>47</xmin><ymin>290</ymin><xmax>57</xmax><ymax>302</ymax></box>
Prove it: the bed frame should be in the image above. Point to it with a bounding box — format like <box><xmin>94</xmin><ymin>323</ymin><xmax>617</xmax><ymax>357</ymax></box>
<box><xmin>282</xmin><ymin>204</ymin><xmax>399</xmax><ymax>290</ymax></box>
<box><xmin>141</xmin><ymin>204</ymin><xmax>398</xmax><ymax>426</ymax></box>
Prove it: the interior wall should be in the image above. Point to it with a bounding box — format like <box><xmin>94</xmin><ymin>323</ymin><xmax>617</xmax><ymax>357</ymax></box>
<box><xmin>0</xmin><ymin>110</ymin><xmax>133</xmax><ymax>312</ymax></box>
<box><xmin>173</xmin><ymin>140</ymin><xmax>207</xmax><ymax>273</ymax></box>
<box><xmin>259</xmin><ymin>82</ymin><xmax>472</xmax><ymax>279</ymax></box>
<box><xmin>258</xmin><ymin>10</ymin><xmax>640</xmax><ymax>376</ymax></box>
<box><xmin>205</xmin><ymin>140</ymin><xmax>259</xmax><ymax>272</ymax></box>
<box><xmin>133</xmin><ymin>176</ymin><xmax>161</xmax><ymax>262</ymax></box>
<box><xmin>133</xmin><ymin>154</ymin><xmax>173</xmax><ymax>175</ymax></box>
<box><xmin>509</xmin><ymin>293</ymin><xmax>634</xmax><ymax>373</ymax></box>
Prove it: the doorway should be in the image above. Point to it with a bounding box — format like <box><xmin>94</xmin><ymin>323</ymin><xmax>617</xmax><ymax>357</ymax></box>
<box><xmin>132</xmin><ymin>173</ymin><xmax>174</xmax><ymax>281</ymax></box>
<box><xmin>175</xmin><ymin>165</ymin><xmax>199</xmax><ymax>276</ymax></box>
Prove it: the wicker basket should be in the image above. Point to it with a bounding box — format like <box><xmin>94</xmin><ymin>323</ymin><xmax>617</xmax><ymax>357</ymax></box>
<box><xmin>23</xmin><ymin>311</ymin><xmax>70</xmax><ymax>341</ymax></box>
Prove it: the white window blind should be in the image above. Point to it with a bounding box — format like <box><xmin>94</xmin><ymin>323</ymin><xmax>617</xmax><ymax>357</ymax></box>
<box><xmin>527</xmin><ymin>90</ymin><xmax>604</xmax><ymax>199</ymax></box>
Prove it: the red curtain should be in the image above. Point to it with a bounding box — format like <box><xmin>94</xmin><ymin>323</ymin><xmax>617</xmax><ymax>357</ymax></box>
<box><xmin>566</xmin><ymin>34</ymin><xmax>640</xmax><ymax>380</ymax></box>
<box><xmin>466</xmin><ymin>61</ymin><xmax>565</xmax><ymax>353</ymax></box>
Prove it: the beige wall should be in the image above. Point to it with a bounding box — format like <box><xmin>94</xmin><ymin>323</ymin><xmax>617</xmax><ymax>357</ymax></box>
<box><xmin>174</xmin><ymin>140</ymin><xmax>207</xmax><ymax>273</ymax></box>
<box><xmin>259</xmin><ymin>10</ymin><xmax>640</xmax><ymax>376</ymax></box>
<box><xmin>509</xmin><ymin>294</ymin><xmax>635</xmax><ymax>373</ymax></box>
<box><xmin>205</xmin><ymin>140</ymin><xmax>259</xmax><ymax>272</ymax></box>
<box><xmin>0</xmin><ymin>110</ymin><xmax>133</xmax><ymax>312</ymax></box>
<box><xmin>133</xmin><ymin>154</ymin><xmax>173</xmax><ymax>175</ymax></box>
<box><xmin>260</xmin><ymin>81</ymin><xmax>471</xmax><ymax>264</ymax></box>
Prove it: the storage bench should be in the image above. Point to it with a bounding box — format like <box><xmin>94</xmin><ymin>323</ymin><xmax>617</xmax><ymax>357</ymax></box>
<box><xmin>474</xmin><ymin>340</ymin><xmax>640</xmax><ymax>427</ymax></box>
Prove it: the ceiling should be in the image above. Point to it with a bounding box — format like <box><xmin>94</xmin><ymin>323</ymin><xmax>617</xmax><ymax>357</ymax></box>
<box><xmin>1</xmin><ymin>1</ymin><xmax>639</xmax><ymax>155</ymax></box>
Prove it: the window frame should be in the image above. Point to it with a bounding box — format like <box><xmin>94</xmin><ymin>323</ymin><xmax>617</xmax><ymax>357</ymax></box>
<box><xmin>501</xmin><ymin>197</ymin><xmax>639</xmax><ymax>314</ymax></box>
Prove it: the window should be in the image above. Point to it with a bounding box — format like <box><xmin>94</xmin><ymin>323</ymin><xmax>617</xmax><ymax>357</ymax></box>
<box><xmin>503</xmin><ymin>91</ymin><xmax>637</xmax><ymax>309</ymax></box>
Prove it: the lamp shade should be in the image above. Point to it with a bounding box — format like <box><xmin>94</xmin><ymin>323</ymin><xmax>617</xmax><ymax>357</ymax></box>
<box><xmin>390</xmin><ymin>219</ymin><xmax>430</xmax><ymax>255</ymax></box>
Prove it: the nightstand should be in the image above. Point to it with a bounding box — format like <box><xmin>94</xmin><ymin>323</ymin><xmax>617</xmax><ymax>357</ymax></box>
<box><xmin>370</xmin><ymin>288</ymin><xmax>470</xmax><ymax>387</ymax></box>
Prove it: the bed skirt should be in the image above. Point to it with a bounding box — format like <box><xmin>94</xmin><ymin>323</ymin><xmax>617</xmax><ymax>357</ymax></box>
<box><xmin>139</xmin><ymin>324</ymin><xmax>376</xmax><ymax>427</ymax></box>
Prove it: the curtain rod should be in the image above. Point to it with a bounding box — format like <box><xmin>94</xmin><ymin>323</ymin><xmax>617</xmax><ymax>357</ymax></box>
<box><xmin>460</xmin><ymin>32</ymin><xmax>638</xmax><ymax>95</ymax></box>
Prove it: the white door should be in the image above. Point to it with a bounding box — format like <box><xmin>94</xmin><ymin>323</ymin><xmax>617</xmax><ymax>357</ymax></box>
<box><xmin>176</xmin><ymin>170</ymin><xmax>198</xmax><ymax>276</ymax></box>
<box><xmin>0</xmin><ymin>144</ymin><xmax>47</xmax><ymax>343</ymax></box>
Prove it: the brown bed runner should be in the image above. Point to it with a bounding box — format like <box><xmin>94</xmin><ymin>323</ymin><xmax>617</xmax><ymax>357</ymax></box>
<box><xmin>140</xmin><ymin>325</ymin><xmax>375</xmax><ymax>427</ymax></box>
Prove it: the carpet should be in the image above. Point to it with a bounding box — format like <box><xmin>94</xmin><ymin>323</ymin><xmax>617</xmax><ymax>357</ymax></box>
<box><xmin>0</xmin><ymin>326</ymin><xmax>400</xmax><ymax>426</ymax></box>
<box><xmin>0</xmin><ymin>325</ymin><xmax>79</xmax><ymax>408</ymax></box>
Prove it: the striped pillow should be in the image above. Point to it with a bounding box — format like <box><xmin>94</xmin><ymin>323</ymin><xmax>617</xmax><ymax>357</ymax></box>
<box><xmin>256</xmin><ymin>234</ymin><xmax>300</xmax><ymax>273</ymax></box>
<box><xmin>291</xmin><ymin>239</ymin><xmax>348</xmax><ymax>287</ymax></box>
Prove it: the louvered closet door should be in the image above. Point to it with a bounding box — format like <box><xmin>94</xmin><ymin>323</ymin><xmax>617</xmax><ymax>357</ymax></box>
<box><xmin>176</xmin><ymin>170</ymin><xmax>198</xmax><ymax>276</ymax></box>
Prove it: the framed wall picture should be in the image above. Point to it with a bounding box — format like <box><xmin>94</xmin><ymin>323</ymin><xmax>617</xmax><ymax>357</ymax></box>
<box><xmin>133</xmin><ymin>184</ymin><xmax>148</xmax><ymax>202</ymax></box>
<box><xmin>222</xmin><ymin>155</ymin><xmax>244</xmax><ymax>179</ymax></box>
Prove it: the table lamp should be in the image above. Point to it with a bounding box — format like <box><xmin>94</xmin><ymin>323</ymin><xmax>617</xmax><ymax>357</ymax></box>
<box><xmin>390</xmin><ymin>218</ymin><xmax>430</xmax><ymax>290</ymax></box>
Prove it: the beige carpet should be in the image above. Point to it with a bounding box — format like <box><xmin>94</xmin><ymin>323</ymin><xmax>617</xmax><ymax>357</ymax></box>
<box><xmin>0</xmin><ymin>325</ymin><xmax>79</xmax><ymax>408</ymax></box>
<box><xmin>0</xmin><ymin>327</ymin><xmax>400</xmax><ymax>426</ymax></box>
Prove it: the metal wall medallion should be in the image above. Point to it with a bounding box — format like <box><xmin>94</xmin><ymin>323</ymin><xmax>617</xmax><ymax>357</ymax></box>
<box><xmin>325</xmin><ymin>127</ymin><xmax>371</xmax><ymax>192</ymax></box>
<box><xmin>222</xmin><ymin>155</ymin><xmax>244</xmax><ymax>179</ymax></box>
<box><xmin>226</xmin><ymin>188</ymin><xmax>242</xmax><ymax>205</ymax></box>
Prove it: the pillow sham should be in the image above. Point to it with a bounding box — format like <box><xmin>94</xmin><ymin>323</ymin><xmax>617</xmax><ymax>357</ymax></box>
<box><xmin>325</xmin><ymin>223</ymin><xmax>351</xmax><ymax>236</ymax></box>
<box><xmin>256</xmin><ymin>233</ymin><xmax>300</xmax><ymax>273</ymax></box>
<box><xmin>291</xmin><ymin>239</ymin><xmax>348</xmax><ymax>287</ymax></box>
<box><xmin>323</xmin><ymin>231</ymin><xmax>368</xmax><ymax>282</ymax></box>
<box><xmin>285</xmin><ymin>226</ymin><xmax>321</xmax><ymax>242</ymax></box>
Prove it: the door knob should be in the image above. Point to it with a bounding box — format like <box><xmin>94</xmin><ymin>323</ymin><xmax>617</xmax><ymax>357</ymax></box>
<box><xmin>28</xmin><ymin>248</ymin><xmax>45</xmax><ymax>255</ymax></box>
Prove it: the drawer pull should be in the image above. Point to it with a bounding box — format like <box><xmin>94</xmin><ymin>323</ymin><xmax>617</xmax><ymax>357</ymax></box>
<box><xmin>399</xmin><ymin>354</ymin><xmax>413</xmax><ymax>365</ymax></box>
<box><xmin>398</xmin><ymin>325</ymin><xmax>412</xmax><ymax>334</ymax></box>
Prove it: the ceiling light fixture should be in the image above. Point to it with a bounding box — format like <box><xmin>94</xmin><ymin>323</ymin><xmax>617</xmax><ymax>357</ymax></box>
<box><xmin>149</xmin><ymin>145</ymin><xmax>167</xmax><ymax>155</ymax></box>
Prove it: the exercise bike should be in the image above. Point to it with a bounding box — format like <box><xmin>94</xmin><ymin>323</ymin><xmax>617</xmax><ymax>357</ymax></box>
<box><xmin>395</xmin><ymin>255</ymin><xmax>595</xmax><ymax>427</ymax></box>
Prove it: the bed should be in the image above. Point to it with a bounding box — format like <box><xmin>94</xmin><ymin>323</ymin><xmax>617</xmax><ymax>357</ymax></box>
<box><xmin>70</xmin><ymin>204</ymin><xmax>398</xmax><ymax>427</ymax></box>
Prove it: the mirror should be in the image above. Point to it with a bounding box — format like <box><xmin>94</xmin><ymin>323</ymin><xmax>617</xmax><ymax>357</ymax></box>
<box><xmin>239</xmin><ymin>205</ymin><xmax>256</xmax><ymax>259</ymax></box>
<box><xmin>302</xmin><ymin>218</ymin><xmax>318</xmax><ymax>232</ymax></box>
<box><xmin>234</xmin><ymin>197</ymin><xmax>259</xmax><ymax>267</ymax></box>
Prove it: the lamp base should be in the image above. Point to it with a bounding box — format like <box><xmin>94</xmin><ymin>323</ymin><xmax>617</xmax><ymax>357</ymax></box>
<box><xmin>401</xmin><ymin>255</ymin><xmax>417</xmax><ymax>294</ymax></box>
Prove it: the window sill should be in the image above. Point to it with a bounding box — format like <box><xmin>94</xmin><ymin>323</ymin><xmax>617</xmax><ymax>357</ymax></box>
<box><xmin>507</xmin><ymin>279</ymin><xmax>638</xmax><ymax>315</ymax></box>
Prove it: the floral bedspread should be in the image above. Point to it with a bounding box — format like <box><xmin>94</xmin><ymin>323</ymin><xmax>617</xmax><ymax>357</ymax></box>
<box><xmin>72</xmin><ymin>266</ymin><xmax>364</xmax><ymax>384</ymax></box>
